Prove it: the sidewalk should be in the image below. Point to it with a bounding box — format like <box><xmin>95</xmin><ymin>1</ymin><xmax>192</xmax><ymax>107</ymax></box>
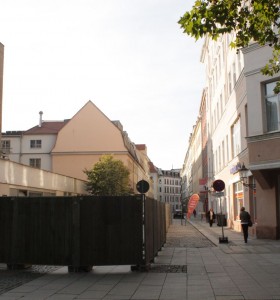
<box><xmin>1</xmin><ymin>219</ymin><xmax>280</xmax><ymax>299</ymax></box>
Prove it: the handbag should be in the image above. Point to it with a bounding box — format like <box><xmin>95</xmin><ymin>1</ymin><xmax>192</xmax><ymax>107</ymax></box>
<box><xmin>248</xmin><ymin>219</ymin><xmax>253</xmax><ymax>227</ymax></box>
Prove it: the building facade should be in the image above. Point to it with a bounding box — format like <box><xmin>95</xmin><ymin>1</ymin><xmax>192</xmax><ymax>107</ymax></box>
<box><xmin>157</xmin><ymin>168</ymin><xmax>181</xmax><ymax>211</ymax></box>
<box><xmin>2</xmin><ymin>101</ymin><xmax>154</xmax><ymax>198</ymax></box>
<box><xmin>181</xmin><ymin>116</ymin><xmax>204</xmax><ymax>215</ymax></box>
<box><xmin>243</xmin><ymin>43</ymin><xmax>280</xmax><ymax>239</ymax></box>
<box><xmin>184</xmin><ymin>32</ymin><xmax>280</xmax><ymax>239</ymax></box>
<box><xmin>1</xmin><ymin>114</ymin><xmax>68</xmax><ymax>170</ymax></box>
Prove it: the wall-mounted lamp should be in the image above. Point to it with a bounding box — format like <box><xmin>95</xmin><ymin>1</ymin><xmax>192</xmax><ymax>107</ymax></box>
<box><xmin>238</xmin><ymin>163</ymin><xmax>256</xmax><ymax>189</ymax></box>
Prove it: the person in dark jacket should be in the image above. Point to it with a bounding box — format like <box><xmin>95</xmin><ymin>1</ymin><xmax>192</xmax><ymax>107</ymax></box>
<box><xmin>239</xmin><ymin>207</ymin><xmax>251</xmax><ymax>243</ymax></box>
<box><xmin>206</xmin><ymin>208</ymin><xmax>216</xmax><ymax>227</ymax></box>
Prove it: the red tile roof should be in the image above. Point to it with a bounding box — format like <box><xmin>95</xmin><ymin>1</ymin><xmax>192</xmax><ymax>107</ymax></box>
<box><xmin>149</xmin><ymin>161</ymin><xmax>158</xmax><ymax>173</ymax></box>
<box><xmin>24</xmin><ymin>120</ymin><xmax>69</xmax><ymax>135</ymax></box>
<box><xmin>136</xmin><ymin>144</ymin><xmax>146</xmax><ymax>150</ymax></box>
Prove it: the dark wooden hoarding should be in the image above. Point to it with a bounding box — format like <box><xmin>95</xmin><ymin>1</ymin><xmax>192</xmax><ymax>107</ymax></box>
<box><xmin>0</xmin><ymin>195</ymin><xmax>167</xmax><ymax>269</ymax></box>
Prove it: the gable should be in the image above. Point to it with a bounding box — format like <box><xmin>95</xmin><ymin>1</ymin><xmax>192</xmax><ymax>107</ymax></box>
<box><xmin>52</xmin><ymin>101</ymin><xmax>127</xmax><ymax>153</ymax></box>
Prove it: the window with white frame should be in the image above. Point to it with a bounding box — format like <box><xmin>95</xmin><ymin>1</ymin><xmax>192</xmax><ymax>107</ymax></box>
<box><xmin>265</xmin><ymin>81</ymin><xmax>280</xmax><ymax>132</ymax></box>
<box><xmin>1</xmin><ymin>140</ymin><xmax>11</xmax><ymax>152</ymax></box>
<box><xmin>226</xmin><ymin>135</ymin><xmax>229</xmax><ymax>163</ymax></box>
<box><xmin>222</xmin><ymin>140</ymin><xmax>225</xmax><ymax>168</ymax></box>
<box><xmin>228</xmin><ymin>71</ymin><xmax>232</xmax><ymax>93</ymax></box>
<box><xmin>232</xmin><ymin>62</ymin><xmax>237</xmax><ymax>86</ymax></box>
<box><xmin>29</xmin><ymin>158</ymin><xmax>41</xmax><ymax>168</ymax></box>
<box><xmin>30</xmin><ymin>140</ymin><xmax>42</xmax><ymax>148</ymax></box>
<box><xmin>231</xmin><ymin>118</ymin><xmax>241</xmax><ymax>158</ymax></box>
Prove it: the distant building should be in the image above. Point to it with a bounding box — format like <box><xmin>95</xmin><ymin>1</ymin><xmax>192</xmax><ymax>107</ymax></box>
<box><xmin>181</xmin><ymin>115</ymin><xmax>204</xmax><ymax>214</ymax></box>
<box><xmin>157</xmin><ymin>168</ymin><xmax>181</xmax><ymax>211</ymax></box>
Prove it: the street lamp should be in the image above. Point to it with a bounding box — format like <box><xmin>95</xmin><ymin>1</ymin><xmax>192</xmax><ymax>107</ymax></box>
<box><xmin>238</xmin><ymin>163</ymin><xmax>256</xmax><ymax>189</ymax></box>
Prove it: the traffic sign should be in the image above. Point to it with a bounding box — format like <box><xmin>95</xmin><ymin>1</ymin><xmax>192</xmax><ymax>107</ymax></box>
<box><xmin>212</xmin><ymin>179</ymin><xmax>225</xmax><ymax>192</ymax></box>
<box><xmin>136</xmin><ymin>180</ymin><xmax>150</xmax><ymax>194</ymax></box>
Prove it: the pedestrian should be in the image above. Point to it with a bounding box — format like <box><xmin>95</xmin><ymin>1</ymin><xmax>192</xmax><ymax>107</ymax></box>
<box><xmin>193</xmin><ymin>209</ymin><xmax>197</xmax><ymax>218</ymax></box>
<box><xmin>239</xmin><ymin>206</ymin><xmax>251</xmax><ymax>243</ymax></box>
<box><xmin>206</xmin><ymin>208</ymin><xmax>215</xmax><ymax>227</ymax></box>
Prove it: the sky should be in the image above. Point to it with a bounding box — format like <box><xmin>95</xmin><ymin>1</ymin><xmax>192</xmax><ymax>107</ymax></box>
<box><xmin>0</xmin><ymin>0</ymin><xmax>205</xmax><ymax>170</ymax></box>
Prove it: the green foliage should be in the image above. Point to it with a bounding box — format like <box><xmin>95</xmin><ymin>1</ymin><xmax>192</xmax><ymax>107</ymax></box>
<box><xmin>179</xmin><ymin>0</ymin><xmax>280</xmax><ymax>93</ymax></box>
<box><xmin>84</xmin><ymin>154</ymin><xmax>132</xmax><ymax>196</ymax></box>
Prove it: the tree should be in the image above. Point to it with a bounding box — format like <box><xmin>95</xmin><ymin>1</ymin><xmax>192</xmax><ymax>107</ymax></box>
<box><xmin>84</xmin><ymin>154</ymin><xmax>132</xmax><ymax>196</ymax></box>
<box><xmin>178</xmin><ymin>0</ymin><xmax>280</xmax><ymax>92</ymax></box>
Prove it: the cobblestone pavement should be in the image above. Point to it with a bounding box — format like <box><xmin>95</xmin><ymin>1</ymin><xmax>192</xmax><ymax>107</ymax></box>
<box><xmin>165</xmin><ymin>218</ymin><xmax>215</xmax><ymax>248</ymax></box>
<box><xmin>0</xmin><ymin>219</ymin><xmax>214</xmax><ymax>293</ymax></box>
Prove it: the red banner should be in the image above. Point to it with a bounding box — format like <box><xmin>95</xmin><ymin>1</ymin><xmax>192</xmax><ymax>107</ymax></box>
<box><xmin>187</xmin><ymin>193</ymin><xmax>200</xmax><ymax>219</ymax></box>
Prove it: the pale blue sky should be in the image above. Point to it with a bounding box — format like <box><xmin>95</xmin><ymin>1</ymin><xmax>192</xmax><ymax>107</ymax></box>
<box><xmin>1</xmin><ymin>0</ymin><xmax>204</xmax><ymax>169</ymax></box>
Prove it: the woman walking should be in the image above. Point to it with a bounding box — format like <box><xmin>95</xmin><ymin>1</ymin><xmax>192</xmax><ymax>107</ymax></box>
<box><xmin>239</xmin><ymin>207</ymin><xmax>251</xmax><ymax>243</ymax></box>
<box><xmin>206</xmin><ymin>208</ymin><xmax>216</xmax><ymax>227</ymax></box>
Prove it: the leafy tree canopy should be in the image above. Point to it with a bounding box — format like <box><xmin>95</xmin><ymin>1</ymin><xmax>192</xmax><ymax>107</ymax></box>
<box><xmin>178</xmin><ymin>0</ymin><xmax>280</xmax><ymax>92</ymax></box>
<box><xmin>84</xmin><ymin>154</ymin><xmax>132</xmax><ymax>196</ymax></box>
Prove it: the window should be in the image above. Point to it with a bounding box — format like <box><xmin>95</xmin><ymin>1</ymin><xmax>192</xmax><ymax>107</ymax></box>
<box><xmin>232</xmin><ymin>62</ymin><xmax>236</xmax><ymax>86</ymax></box>
<box><xmin>228</xmin><ymin>71</ymin><xmax>232</xmax><ymax>93</ymax></box>
<box><xmin>220</xmin><ymin>93</ymin><xmax>224</xmax><ymax>114</ymax></box>
<box><xmin>234</xmin><ymin>181</ymin><xmax>244</xmax><ymax>220</ymax></box>
<box><xmin>1</xmin><ymin>140</ymin><xmax>11</xmax><ymax>153</ymax></box>
<box><xmin>222</xmin><ymin>141</ymin><xmax>225</xmax><ymax>168</ymax></box>
<box><xmin>30</xmin><ymin>140</ymin><xmax>42</xmax><ymax>148</ymax></box>
<box><xmin>218</xmin><ymin>146</ymin><xmax>221</xmax><ymax>171</ymax></box>
<box><xmin>226</xmin><ymin>135</ymin><xmax>229</xmax><ymax>163</ymax></box>
<box><xmin>29</xmin><ymin>158</ymin><xmax>41</xmax><ymax>168</ymax></box>
<box><xmin>265</xmin><ymin>81</ymin><xmax>280</xmax><ymax>132</ymax></box>
<box><xmin>231</xmin><ymin>118</ymin><xmax>241</xmax><ymax>158</ymax></box>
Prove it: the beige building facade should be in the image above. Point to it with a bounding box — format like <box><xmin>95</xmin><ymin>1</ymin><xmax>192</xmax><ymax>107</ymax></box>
<box><xmin>1</xmin><ymin>102</ymin><xmax>154</xmax><ymax>198</ymax></box>
<box><xmin>51</xmin><ymin>101</ymin><xmax>153</xmax><ymax>196</ymax></box>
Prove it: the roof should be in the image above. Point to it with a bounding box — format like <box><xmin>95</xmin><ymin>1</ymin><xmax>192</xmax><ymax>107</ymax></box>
<box><xmin>24</xmin><ymin>121</ymin><xmax>69</xmax><ymax>135</ymax></box>
<box><xmin>2</xmin><ymin>131</ymin><xmax>24</xmax><ymax>136</ymax></box>
<box><xmin>149</xmin><ymin>161</ymin><xmax>158</xmax><ymax>173</ymax></box>
<box><xmin>136</xmin><ymin>144</ymin><xmax>146</xmax><ymax>151</ymax></box>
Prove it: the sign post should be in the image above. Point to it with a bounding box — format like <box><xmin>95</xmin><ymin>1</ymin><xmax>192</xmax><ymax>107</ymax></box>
<box><xmin>212</xmin><ymin>179</ymin><xmax>228</xmax><ymax>244</ymax></box>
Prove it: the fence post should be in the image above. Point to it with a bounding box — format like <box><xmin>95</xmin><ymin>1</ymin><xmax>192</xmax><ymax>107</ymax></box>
<box><xmin>69</xmin><ymin>198</ymin><xmax>81</xmax><ymax>272</ymax></box>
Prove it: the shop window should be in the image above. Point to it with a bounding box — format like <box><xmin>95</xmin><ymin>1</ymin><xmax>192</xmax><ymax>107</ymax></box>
<box><xmin>234</xmin><ymin>182</ymin><xmax>244</xmax><ymax>220</ymax></box>
<box><xmin>265</xmin><ymin>81</ymin><xmax>280</xmax><ymax>132</ymax></box>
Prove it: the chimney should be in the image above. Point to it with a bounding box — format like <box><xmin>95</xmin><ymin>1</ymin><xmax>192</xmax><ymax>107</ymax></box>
<box><xmin>39</xmin><ymin>111</ymin><xmax>43</xmax><ymax>127</ymax></box>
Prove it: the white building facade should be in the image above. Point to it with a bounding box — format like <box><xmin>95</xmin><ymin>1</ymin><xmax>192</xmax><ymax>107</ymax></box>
<box><xmin>185</xmin><ymin>32</ymin><xmax>280</xmax><ymax>238</ymax></box>
<box><xmin>158</xmin><ymin>168</ymin><xmax>181</xmax><ymax>211</ymax></box>
<box><xmin>1</xmin><ymin>117</ymin><xmax>68</xmax><ymax>171</ymax></box>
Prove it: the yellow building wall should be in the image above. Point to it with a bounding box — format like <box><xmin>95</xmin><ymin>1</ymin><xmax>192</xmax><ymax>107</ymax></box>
<box><xmin>51</xmin><ymin>101</ymin><xmax>152</xmax><ymax>196</ymax></box>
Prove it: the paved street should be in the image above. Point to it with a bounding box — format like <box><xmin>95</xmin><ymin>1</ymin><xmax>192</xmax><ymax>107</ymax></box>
<box><xmin>0</xmin><ymin>218</ymin><xmax>280</xmax><ymax>299</ymax></box>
